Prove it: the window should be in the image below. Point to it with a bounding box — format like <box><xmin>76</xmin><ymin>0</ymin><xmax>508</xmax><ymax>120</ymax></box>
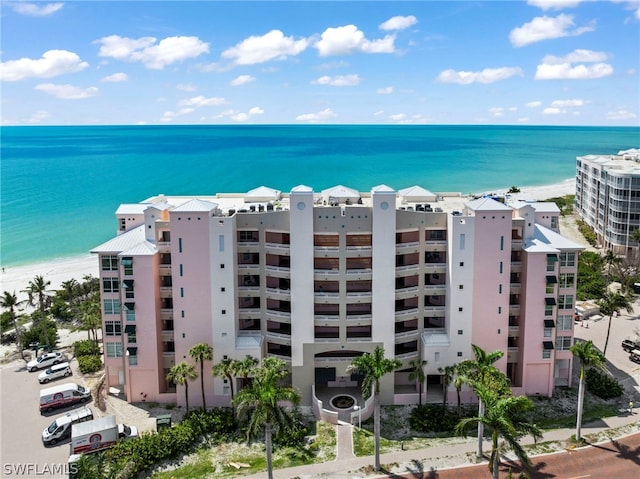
<box><xmin>103</xmin><ymin>299</ymin><xmax>121</xmax><ymax>315</ymax></box>
<box><xmin>559</xmin><ymin>273</ymin><xmax>575</xmax><ymax>288</ymax></box>
<box><xmin>124</xmin><ymin>303</ymin><xmax>135</xmax><ymax>321</ymax></box>
<box><xmin>434</xmin><ymin>352</ymin><xmax>440</xmax><ymax>363</ymax></box>
<box><xmin>457</xmin><ymin>329</ymin><xmax>463</xmax><ymax>335</ymax></box>
<box><xmin>178</xmin><ymin>238</ymin><xmax>183</xmax><ymax>253</ymax></box>
<box><xmin>498</xmin><ymin>306</ymin><xmax>502</xmax><ymax>314</ymax></box>
<box><xmin>121</xmin><ymin>257</ymin><xmax>133</xmax><ymax>275</ymax></box>
<box><xmin>499</xmin><ymin>261</ymin><xmax>503</xmax><ymax>274</ymax></box>
<box><xmin>459</xmin><ymin>285</ymin><xmax>464</xmax><ymax>290</ymax></box>
<box><xmin>546</xmin><ymin>283</ymin><xmax>555</xmax><ymax>294</ymax></box>
<box><xmin>543</xmin><ymin>327</ymin><xmax>553</xmax><ymax>338</ymax></box>
<box><xmin>101</xmin><ymin>255</ymin><xmax>118</xmax><ymax>271</ymax></box>
<box><xmin>542</xmin><ymin>349</ymin><xmax>551</xmax><ymax>359</ymax></box>
<box><xmin>560</xmin><ymin>252</ymin><xmax>576</xmax><ymax>267</ymax></box>
<box><xmin>551</xmin><ymin>216</ymin><xmax>559</xmax><ymax>229</ymax></box>
<box><xmin>458</xmin><ymin>307</ymin><xmax>463</xmax><ymax>312</ymax></box>
<box><xmin>555</xmin><ymin>336</ymin><xmax>572</xmax><ymax>351</ymax></box>
<box><xmin>220</xmin><ymin>287</ymin><xmax>226</xmax><ymax>292</ymax></box>
<box><xmin>459</xmin><ymin>262</ymin><xmax>464</xmax><ymax>267</ymax></box>
<box><xmin>459</xmin><ymin>234</ymin><xmax>465</xmax><ymax>250</ymax></box>
<box><xmin>220</xmin><ymin>264</ymin><xmax>225</xmax><ymax>269</ymax></box>
<box><xmin>102</xmin><ymin>278</ymin><xmax>119</xmax><ymax>293</ymax></box>
<box><xmin>219</xmin><ymin>235</ymin><xmax>225</xmax><ymax>252</ymax></box>
<box><xmin>222</xmin><ymin>309</ymin><xmax>226</xmax><ymax>315</ymax></box>
<box><xmin>545</xmin><ymin>305</ymin><xmax>554</xmax><ymax>316</ymax></box>
<box><xmin>105</xmin><ymin>321</ymin><xmax>122</xmax><ymax>336</ymax></box>
<box><xmin>546</xmin><ymin>254</ymin><xmax>558</xmax><ymax>272</ymax></box>
<box><xmin>128</xmin><ymin>355</ymin><xmax>138</xmax><ymax>366</ymax></box>
<box><xmin>457</xmin><ymin>352</ymin><xmax>463</xmax><ymax>357</ymax></box>
<box><xmin>127</xmin><ymin>347</ymin><xmax>138</xmax><ymax>365</ymax></box>
<box><xmin>558</xmin><ymin>294</ymin><xmax>574</xmax><ymax>310</ymax></box>
<box><xmin>180</xmin><ymin>287</ymin><xmax>184</xmax><ymax>298</ymax></box>
<box><xmin>106</xmin><ymin>342</ymin><xmax>123</xmax><ymax>357</ymax></box>
<box><xmin>498</xmin><ymin>284</ymin><xmax>502</xmax><ymax>294</ymax></box>
<box><xmin>500</xmin><ymin>236</ymin><xmax>504</xmax><ymax>251</ymax></box>
<box><xmin>179</xmin><ymin>264</ymin><xmax>183</xmax><ymax>276</ymax></box>
<box><xmin>557</xmin><ymin>315</ymin><xmax>573</xmax><ymax>331</ymax></box>
<box><xmin>123</xmin><ymin>280</ymin><xmax>134</xmax><ymax>299</ymax></box>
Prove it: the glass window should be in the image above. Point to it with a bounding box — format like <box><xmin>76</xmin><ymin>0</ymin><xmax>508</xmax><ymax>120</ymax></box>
<box><xmin>103</xmin><ymin>299</ymin><xmax>121</xmax><ymax>315</ymax></box>
<box><xmin>543</xmin><ymin>327</ymin><xmax>552</xmax><ymax>338</ymax></box>
<box><xmin>102</xmin><ymin>278</ymin><xmax>119</xmax><ymax>293</ymax></box>
<box><xmin>558</xmin><ymin>295</ymin><xmax>574</xmax><ymax>310</ymax></box>
<box><xmin>106</xmin><ymin>342</ymin><xmax>123</xmax><ymax>357</ymax></box>
<box><xmin>101</xmin><ymin>255</ymin><xmax>118</xmax><ymax>271</ymax></box>
<box><xmin>557</xmin><ymin>315</ymin><xmax>573</xmax><ymax>330</ymax></box>
<box><xmin>555</xmin><ymin>336</ymin><xmax>572</xmax><ymax>351</ymax></box>
<box><xmin>105</xmin><ymin>321</ymin><xmax>121</xmax><ymax>336</ymax></box>
<box><xmin>545</xmin><ymin>305</ymin><xmax>554</xmax><ymax>316</ymax></box>
<box><xmin>559</xmin><ymin>273</ymin><xmax>575</xmax><ymax>288</ymax></box>
<box><xmin>542</xmin><ymin>349</ymin><xmax>551</xmax><ymax>359</ymax></box>
<box><xmin>560</xmin><ymin>252</ymin><xmax>576</xmax><ymax>267</ymax></box>
<box><xmin>128</xmin><ymin>355</ymin><xmax>138</xmax><ymax>366</ymax></box>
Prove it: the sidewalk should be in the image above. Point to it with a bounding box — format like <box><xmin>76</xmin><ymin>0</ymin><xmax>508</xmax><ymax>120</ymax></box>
<box><xmin>238</xmin><ymin>412</ymin><xmax>640</xmax><ymax>479</ymax></box>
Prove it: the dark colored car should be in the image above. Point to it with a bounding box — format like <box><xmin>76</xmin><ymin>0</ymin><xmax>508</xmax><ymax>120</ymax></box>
<box><xmin>622</xmin><ymin>339</ymin><xmax>640</xmax><ymax>353</ymax></box>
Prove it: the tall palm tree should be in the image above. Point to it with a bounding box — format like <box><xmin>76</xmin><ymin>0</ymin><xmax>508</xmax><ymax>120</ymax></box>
<box><xmin>212</xmin><ymin>357</ymin><xmax>237</xmax><ymax>406</ymax></box>
<box><xmin>438</xmin><ymin>365</ymin><xmax>456</xmax><ymax>407</ymax></box>
<box><xmin>76</xmin><ymin>295</ymin><xmax>101</xmax><ymax>342</ymax></box>
<box><xmin>455</xmin><ymin>384</ymin><xmax>542</xmax><ymax>479</ymax></box>
<box><xmin>603</xmin><ymin>249</ymin><xmax>621</xmax><ymax>282</ymax></box>
<box><xmin>23</xmin><ymin>275</ymin><xmax>53</xmax><ymax>350</ymax></box>
<box><xmin>234</xmin><ymin>355</ymin><xmax>259</xmax><ymax>390</ymax></box>
<box><xmin>408</xmin><ymin>358</ymin><xmax>427</xmax><ymax>405</ymax></box>
<box><xmin>346</xmin><ymin>346</ymin><xmax>402</xmax><ymax>472</ymax></box>
<box><xmin>166</xmin><ymin>361</ymin><xmax>198</xmax><ymax>414</ymax></box>
<box><xmin>570</xmin><ymin>340</ymin><xmax>605</xmax><ymax>442</ymax></box>
<box><xmin>189</xmin><ymin>343</ymin><xmax>213</xmax><ymax>411</ymax></box>
<box><xmin>453</xmin><ymin>363</ymin><xmax>469</xmax><ymax>414</ymax></box>
<box><xmin>458</xmin><ymin>344</ymin><xmax>508</xmax><ymax>458</ymax></box>
<box><xmin>0</xmin><ymin>291</ymin><xmax>26</xmax><ymax>361</ymax></box>
<box><xmin>598</xmin><ymin>291</ymin><xmax>633</xmax><ymax>356</ymax></box>
<box><xmin>232</xmin><ymin>356</ymin><xmax>301</xmax><ymax>479</ymax></box>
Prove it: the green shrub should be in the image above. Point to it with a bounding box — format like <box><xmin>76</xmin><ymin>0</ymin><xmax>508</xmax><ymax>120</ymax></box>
<box><xmin>409</xmin><ymin>404</ymin><xmax>474</xmax><ymax>433</ymax></box>
<box><xmin>585</xmin><ymin>368</ymin><xmax>624</xmax><ymax>399</ymax></box>
<box><xmin>576</xmin><ymin>220</ymin><xmax>598</xmax><ymax>246</ymax></box>
<box><xmin>73</xmin><ymin>339</ymin><xmax>100</xmax><ymax>357</ymax></box>
<box><xmin>77</xmin><ymin>354</ymin><xmax>102</xmax><ymax>374</ymax></box>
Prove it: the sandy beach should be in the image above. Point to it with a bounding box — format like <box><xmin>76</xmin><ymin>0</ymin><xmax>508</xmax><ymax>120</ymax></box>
<box><xmin>0</xmin><ymin>180</ymin><xmax>576</xmax><ymax>299</ymax></box>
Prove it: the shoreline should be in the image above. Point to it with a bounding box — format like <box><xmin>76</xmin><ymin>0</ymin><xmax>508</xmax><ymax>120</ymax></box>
<box><xmin>0</xmin><ymin>179</ymin><xmax>576</xmax><ymax>297</ymax></box>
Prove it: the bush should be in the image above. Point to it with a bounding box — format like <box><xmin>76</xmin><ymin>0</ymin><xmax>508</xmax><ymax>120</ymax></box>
<box><xmin>585</xmin><ymin>368</ymin><xmax>624</xmax><ymax>399</ymax></box>
<box><xmin>74</xmin><ymin>339</ymin><xmax>100</xmax><ymax>357</ymax></box>
<box><xmin>409</xmin><ymin>404</ymin><xmax>474</xmax><ymax>433</ymax></box>
<box><xmin>576</xmin><ymin>220</ymin><xmax>598</xmax><ymax>246</ymax></box>
<box><xmin>77</xmin><ymin>354</ymin><xmax>102</xmax><ymax>374</ymax></box>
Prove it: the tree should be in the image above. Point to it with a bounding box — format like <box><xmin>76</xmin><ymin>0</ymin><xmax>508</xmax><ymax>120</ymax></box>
<box><xmin>438</xmin><ymin>365</ymin><xmax>456</xmax><ymax>407</ymax></box>
<box><xmin>346</xmin><ymin>346</ymin><xmax>402</xmax><ymax>472</ymax></box>
<box><xmin>570</xmin><ymin>340</ymin><xmax>605</xmax><ymax>442</ymax></box>
<box><xmin>166</xmin><ymin>361</ymin><xmax>198</xmax><ymax>414</ymax></box>
<box><xmin>455</xmin><ymin>385</ymin><xmax>542</xmax><ymax>479</ymax></box>
<box><xmin>604</xmin><ymin>250</ymin><xmax>622</xmax><ymax>282</ymax></box>
<box><xmin>507</xmin><ymin>186</ymin><xmax>521</xmax><ymax>194</ymax></box>
<box><xmin>75</xmin><ymin>295</ymin><xmax>101</xmax><ymax>343</ymax></box>
<box><xmin>189</xmin><ymin>343</ymin><xmax>213</xmax><ymax>411</ymax></box>
<box><xmin>453</xmin><ymin>363</ymin><xmax>469</xmax><ymax>414</ymax></box>
<box><xmin>632</xmin><ymin>228</ymin><xmax>640</xmax><ymax>247</ymax></box>
<box><xmin>232</xmin><ymin>356</ymin><xmax>301</xmax><ymax>479</ymax></box>
<box><xmin>0</xmin><ymin>291</ymin><xmax>26</xmax><ymax>361</ymax></box>
<box><xmin>23</xmin><ymin>275</ymin><xmax>53</xmax><ymax>350</ymax></box>
<box><xmin>598</xmin><ymin>291</ymin><xmax>633</xmax><ymax>356</ymax></box>
<box><xmin>212</xmin><ymin>357</ymin><xmax>237</xmax><ymax>406</ymax></box>
<box><xmin>234</xmin><ymin>355</ymin><xmax>259</xmax><ymax>390</ymax></box>
<box><xmin>458</xmin><ymin>344</ymin><xmax>508</xmax><ymax>458</ymax></box>
<box><xmin>408</xmin><ymin>358</ymin><xmax>427</xmax><ymax>406</ymax></box>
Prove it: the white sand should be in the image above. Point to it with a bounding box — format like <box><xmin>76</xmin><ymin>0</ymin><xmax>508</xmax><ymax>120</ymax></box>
<box><xmin>0</xmin><ymin>180</ymin><xmax>575</xmax><ymax>299</ymax></box>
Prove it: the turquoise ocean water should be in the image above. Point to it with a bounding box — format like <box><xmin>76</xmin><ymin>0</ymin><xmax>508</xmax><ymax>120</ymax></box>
<box><xmin>1</xmin><ymin>125</ymin><xmax>639</xmax><ymax>267</ymax></box>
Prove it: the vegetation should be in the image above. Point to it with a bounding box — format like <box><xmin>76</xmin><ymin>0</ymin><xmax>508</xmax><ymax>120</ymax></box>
<box><xmin>73</xmin><ymin>339</ymin><xmax>101</xmax><ymax>357</ymax></box>
<box><xmin>569</xmin><ymin>339</ymin><xmax>605</xmax><ymax>442</ymax></box>
<box><xmin>576</xmin><ymin>219</ymin><xmax>598</xmax><ymax>246</ymax></box>
<box><xmin>0</xmin><ymin>291</ymin><xmax>26</xmax><ymax>360</ymax></box>
<box><xmin>167</xmin><ymin>361</ymin><xmax>198</xmax><ymax>414</ymax></box>
<box><xmin>577</xmin><ymin>251</ymin><xmax>607</xmax><ymax>300</ymax></box>
<box><xmin>585</xmin><ymin>368</ymin><xmax>624</xmax><ymax>399</ymax></box>
<box><xmin>77</xmin><ymin>354</ymin><xmax>103</xmax><ymax>374</ymax></box>
<box><xmin>545</xmin><ymin>194</ymin><xmax>574</xmax><ymax>215</ymax></box>
<box><xmin>189</xmin><ymin>343</ymin><xmax>213</xmax><ymax>411</ymax></box>
<box><xmin>598</xmin><ymin>291</ymin><xmax>633</xmax><ymax>356</ymax></box>
<box><xmin>507</xmin><ymin>186</ymin><xmax>521</xmax><ymax>194</ymax></box>
<box><xmin>410</xmin><ymin>404</ymin><xmax>474</xmax><ymax>433</ymax></box>
<box><xmin>408</xmin><ymin>358</ymin><xmax>427</xmax><ymax>406</ymax></box>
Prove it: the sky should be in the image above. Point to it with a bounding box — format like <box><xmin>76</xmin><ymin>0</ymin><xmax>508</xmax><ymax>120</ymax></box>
<box><xmin>1</xmin><ymin>0</ymin><xmax>639</xmax><ymax>126</ymax></box>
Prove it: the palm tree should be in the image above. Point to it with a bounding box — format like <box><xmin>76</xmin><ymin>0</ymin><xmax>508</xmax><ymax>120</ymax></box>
<box><xmin>408</xmin><ymin>358</ymin><xmax>427</xmax><ymax>405</ymax></box>
<box><xmin>166</xmin><ymin>361</ymin><xmax>198</xmax><ymax>414</ymax></box>
<box><xmin>598</xmin><ymin>291</ymin><xmax>633</xmax><ymax>356</ymax></box>
<box><xmin>453</xmin><ymin>363</ymin><xmax>469</xmax><ymax>414</ymax></box>
<box><xmin>458</xmin><ymin>344</ymin><xmax>508</xmax><ymax>458</ymax></box>
<box><xmin>570</xmin><ymin>340</ymin><xmax>605</xmax><ymax>442</ymax></box>
<box><xmin>346</xmin><ymin>346</ymin><xmax>402</xmax><ymax>471</ymax></box>
<box><xmin>455</xmin><ymin>384</ymin><xmax>542</xmax><ymax>479</ymax></box>
<box><xmin>438</xmin><ymin>365</ymin><xmax>456</xmax><ymax>407</ymax></box>
<box><xmin>234</xmin><ymin>355</ymin><xmax>259</xmax><ymax>390</ymax></box>
<box><xmin>0</xmin><ymin>291</ymin><xmax>26</xmax><ymax>361</ymax></box>
<box><xmin>632</xmin><ymin>228</ymin><xmax>640</xmax><ymax>248</ymax></box>
<box><xmin>212</xmin><ymin>357</ymin><xmax>237</xmax><ymax>406</ymax></box>
<box><xmin>76</xmin><ymin>296</ymin><xmax>101</xmax><ymax>342</ymax></box>
<box><xmin>189</xmin><ymin>343</ymin><xmax>213</xmax><ymax>411</ymax></box>
<box><xmin>232</xmin><ymin>356</ymin><xmax>301</xmax><ymax>479</ymax></box>
<box><xmin>23</xmin><ymin>275</ymin><xmax>53</xmax><ymax>350</ymax></box>
<box><xmin>603</xmin><ymin>249</ymin><xmax>621</xmax><ymax>282</ymax></box>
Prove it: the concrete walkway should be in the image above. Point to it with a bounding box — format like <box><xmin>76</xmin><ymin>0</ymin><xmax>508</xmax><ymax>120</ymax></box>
<box><xmin>239</xmin><ymin>412</ymin><xmax>640</xmax><ymax>479</ymax></box>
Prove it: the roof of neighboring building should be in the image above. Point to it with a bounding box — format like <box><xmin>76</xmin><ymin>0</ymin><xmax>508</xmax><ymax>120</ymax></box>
<box><xmin>398</xmin><ymin>185</ymin><xmax>437</xmax><ymax>200</ymax></box>
<box><xmin>421</xmin><ymin>331</ymin><xmax>450</xmax><ymax>347</ymax></box>
<box><xmin>116</xmin><ymin>204</ymin><xmax>150</xmax><ymax>215</ymax></box>
<box><xmin>91</xmin><ymin>225</ymin><xmax>154</xmax><ymax>255</ymax></box>
<box><xmin>171</xmin><ymin>198</ymin><xmax>218</xmax><ymax>212</ymax></box>
<box><xmin>510</xmin><ymin>200</ymin><xmax>560</xmax><ymax>213</ymax></box>
<box><xmin>524</xmin><ymin>223</ymin><xmax>585</xmax><ymax>252</ymax></box>
<box><xmin>465</xmin><ymin>196</ymin><xmax>512</xmax><ymax>211</ymax></box>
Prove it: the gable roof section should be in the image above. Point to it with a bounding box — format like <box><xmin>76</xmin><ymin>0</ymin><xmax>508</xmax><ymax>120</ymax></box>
<box><xmin>465</xmin><ymin>196</ymin><xmax>512</xmax><ymax>211</ymax></box>
<box><xmin>171</xmin><ymin>198</ymin><xmax>218</xmax><ymax>212</ymax></box>
<box><xmin>246</xmin><ymin>185</ymin><xmax>282</xmax><ymax>201</ymax></box>
<box><xmin>91</xmin><ymin>225</ymin><xmax>155</xmax><ymax>255</ymax></box>
<box><xmin>524</xmin><ymin>224</ymin><xmax>585</xmax><ymax>252</ymax></box>
<box><xmin>398</xmin><ymin>185</ymin><xmax>436</xmax><ymax>200</ymax></box>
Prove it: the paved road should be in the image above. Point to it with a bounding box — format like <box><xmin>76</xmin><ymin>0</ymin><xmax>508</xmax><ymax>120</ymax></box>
<box><xmin>1</xmin><ymin>356</ymin><xmax>90</xmax><ymax>479</ymax></box>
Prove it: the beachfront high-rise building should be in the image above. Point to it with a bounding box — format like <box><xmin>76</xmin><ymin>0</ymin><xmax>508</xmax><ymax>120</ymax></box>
<box><xmin>92</xmin><ymin>185</ymin><xmax>582</xmax><ymax>414</ymax></box>
<box><xmin>575</xmin><ymin>148</ymin><xmax>640</xmax><ymax>253</ymax></box>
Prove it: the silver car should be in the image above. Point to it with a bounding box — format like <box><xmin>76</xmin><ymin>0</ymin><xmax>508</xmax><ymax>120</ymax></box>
<box><xmin>27</xmin><ymin>352</ymin><xmax>65</xmax><ymax>372</ymax></box>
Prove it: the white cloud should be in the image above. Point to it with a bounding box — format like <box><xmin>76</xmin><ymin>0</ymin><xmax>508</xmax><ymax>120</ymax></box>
<box><xmin>101</xmin><ymin>72</ymin><xmax>128</xmax><ymax>82</ymax></box>
<box><xmin>379</xmin><ymin>15</ymin><xmax>418</xmax><ymax>31</ymax></box>
<box><xmin>9</xmin><ymin>2</ymin><xmax>63</xmax><ymax>16</ymax></box>
<box><xmin>1</xmin><ymin>50</ymin><xmax>88</xmax><ymax>81</ymax></box>
<box><xmin>389</xmin><ymin>113</ymin><xmax>407</xmax><ymax>121</ymax></box>
<box><xmin>535</xmin><ymin>62</ymin><xmax>613</xmax><ymax>79</ymax></box>
<box><xmin>550</xmin><ymin>98</ymin><xmax>586</xmax><ymax>107</ymax></box>
<box><xmin>526</xmin><ymin>101</ymin><xmax>542</xmax><ymax>108</ymax></box>
<box><xmin>314</xmin><ymin>25</ymin><xmax>396</xmax><ymax>56</ymax></box>
<box><xmin>178</xmin><ymin>96</ymin><xmax>226</xmax><ymax>107</ymax></box>
<box><xmin>489</xmin><ymin>107</ymin><xmax>505</xmax><ymax>117</ymax></box>
<box><xmin>518</xmin><ymin>117</ymin><xmax>530</xmax><ymax>122</ymax></box>
<box><xmin>35</xmin><ymin>83</ymin><xmax>98</xmax><ymax>99</ymax></box>
<box><xmin>312</xmin><ymin>74</ymin><xmax>360</xmax><ymax>86</ymax></box>
<box><xmin>527</xmin><ymin>0</ymin><xmax>583</xmax><ymax>10</ymax></box>
<box><xmin>28</xmin><ymin>110</ymin><xmax>51</xmax><ymax>123</ymax></box>
<box><xmin>543</xmin><ymin>107</ymin><xmax>565</xmax><ymax>114</ymax></box>
<box><xmin>248</xmin><ymin>107</ymin><xmax>264</xmax><ymax>115</ymax></box>
<box><xmin>176</xmin><ymin>83</ymin><xmax>196</xmax><ymax>92</ymax></box>
<box><xmin>606</xmin><ymin>109</ymin><xmax>637</xmax><ymax>120</ymax></box>
<box><xmin>230</xmin><ymin>75</ymin><xmax>256</xmax><ymax>86</ymax></box>
<box><xmin>509</xmin><ymin>14</ymin><xmax>595</xmax><ymax>47</ymax></box>
<box><xmin>436</xmin><ymin>67</ymin><xmax>523</xmax><ymax>84</ymax></box>
<box><xmin>541</xmin><ymin>49</ymin><xmax>608</xmax><ymax>64</ymax></box>
<box><xmin>377</xmin><ymin>86</ymin><xmax>394</xmax><ymax>95</ymax></box>
<box><xmin>222</xmin><ymin>30</ymin><xmax>308</xmax><ymax>65</ymax></box>
<box><xmin>231</xmin><ymin>112</ymin><xmax>250</xmax><ymax>121</ymax></box>
<box><xmin>296</xmin><ymin>108</ymin><xmax>337</xmax><ymax>122</ymax></box>
<box><xmin>95</xmin><ymin>35</ymin><xmax>209</xmax><ymax>69</ymax></box>
<box><xmin>160</xmin><ymin>107</ymin><xmax>195</xmax><ymax>122</ymax></box>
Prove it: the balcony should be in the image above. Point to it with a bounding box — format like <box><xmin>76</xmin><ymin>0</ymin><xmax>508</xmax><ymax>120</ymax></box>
<box><xmin>161</xmin><ymin>330</ymin><xmax>174</xmax><ymax>341</ymax></box>
<box><xmin>158</xmin><ymin>264</ymin><xmax>172</xmax><ymax>275</ymax></box>
<box><xmin>395</xmin><ymin>241</ymin><xmax>420</xmax><ymax>254</ymax></box>
<box><xmin>159</xmin><ymin>286</ymin><xmax>172</xmax><ymax>298</ymax></box>
<box><xmin>508</xmin><ymin>326</ymin><xmax>520</xmax><ymax>337</ymax></box>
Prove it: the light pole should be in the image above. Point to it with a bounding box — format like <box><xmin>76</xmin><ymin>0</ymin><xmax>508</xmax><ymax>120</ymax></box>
<box><xmin>354</xmin><ymin>404</ymin><xmax>361</xmax><ymax>428</ymax></box>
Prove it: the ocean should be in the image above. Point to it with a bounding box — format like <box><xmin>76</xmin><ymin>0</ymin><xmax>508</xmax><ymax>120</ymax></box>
<box><xmin>1</xmin><ymin>124</ymin><xmax>638</xmax><ymax>267</ymax></box>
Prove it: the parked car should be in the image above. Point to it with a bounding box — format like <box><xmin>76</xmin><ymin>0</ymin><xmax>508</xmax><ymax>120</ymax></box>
<box><xmin>630</xmin><ymin>349</ymin><xmax>640</xmax><ymax>364</ymax></box>
<box><xmin>42</xmin><ymin>407</ymin><xmax>94</xmax><ymax>446</ymax></box>
<box><xmin>39</xmin><ymin>383</ymin><xmax>91</xmax><ymax>413</ymax></box>
<box><xmin>28</xmin><ymin>352</ymin><xmax>65</xmax><ymax>372</ymax></box>
<box><xmin>622</xmin><ymin>339</ymin><xmax>640</xmax><ymax>353</ymax></box>
<box><xmin>38</xmin><ymin>362</ymin><xmax>72</xmax><ymax>384</ymax></box>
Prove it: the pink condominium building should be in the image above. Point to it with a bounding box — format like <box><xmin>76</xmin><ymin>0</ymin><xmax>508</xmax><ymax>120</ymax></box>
<box><xmin>92</xmin><ymin>185</ymin><xmax>582</xmax><ymax>410</ymax></box>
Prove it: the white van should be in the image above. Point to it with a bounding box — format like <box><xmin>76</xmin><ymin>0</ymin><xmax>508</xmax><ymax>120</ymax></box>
<box><xmin>42</xmin><ymin>407</ymin><xmax>93</xmax><ymax>446</ymax></box>
<box><xmin>38</xmin><ymin>362</ymin><xmax>72</xmax><ymax>384</ymax></box>
<box><xmin>40</xmin><ymin>383</ymin><xmax>91</xmax><ymax>413</ymax></box>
